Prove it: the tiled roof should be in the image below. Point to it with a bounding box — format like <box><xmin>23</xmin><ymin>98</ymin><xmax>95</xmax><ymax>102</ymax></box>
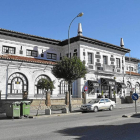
<box><xmin>126</xmin><ymin>71</ymin><xmax>140</xmax><ymax>76</ymax></box>
<box><xmin>0</xmin><ymin>28</ymin><xmax>61</xmax><ymax>45</ymax></box>
<box><xmin>0</xmin><ymin>28</ymin><xmax>131</xmax><ymax>53</ymax></box>
<box><xmin>125</xmin><ymin>56</ymin><xmax>140</xmax><ymax>63</ymax></box>
<box><xmin>0</xmin><ymin>55</ymin><xmax>56</xmax><ymax>65</ymax></box>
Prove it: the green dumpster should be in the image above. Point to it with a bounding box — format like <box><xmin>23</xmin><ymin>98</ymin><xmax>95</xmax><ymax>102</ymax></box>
<box><xmin>5</xmin><ymin>102</ymin><xmax>21</xmax><ymax>118</ymax></box>
<box><xmin>20</xmin><ymin>101</ymin><xmax>31</xmax><ymax>117</ymax></box>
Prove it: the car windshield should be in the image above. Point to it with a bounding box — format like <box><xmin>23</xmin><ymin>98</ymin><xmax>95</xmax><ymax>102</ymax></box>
<box><xmin>88</xmin><ymin>99</ymin><xmax>99</xmax><ymax>104</ymax></box>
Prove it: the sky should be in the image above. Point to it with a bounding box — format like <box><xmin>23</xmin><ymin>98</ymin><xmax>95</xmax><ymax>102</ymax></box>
<box><xmin>0</xmin><ymin>0</ymin><xmax>140</xmax><ymax>58</ymax></box>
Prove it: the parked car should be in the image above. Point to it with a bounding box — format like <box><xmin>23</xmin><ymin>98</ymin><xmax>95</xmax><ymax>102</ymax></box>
<box><xmin>80</xmin><ymin>98</ymin><xmax>116</xmax><ymax>112</ymax></box>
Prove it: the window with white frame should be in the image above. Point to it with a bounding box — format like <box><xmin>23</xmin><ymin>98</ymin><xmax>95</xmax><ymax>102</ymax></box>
<box><xmin>47</xmin><ymin>53</ymin><xmax>57</xmax><ymax>60</ymax></box>
<box><xmin>116</xmin><ymin>58</ymin><xmax>120</xmax><ymax>68</ymax></box>
<box><xmin>129</xmin><ymin>67</ymin><xmax>133</xmax><ymax>71</ymax></box>
<box><xmin>26</xmin><ymin>50</ymin><xmax>38</xmax><ymax>57</ymax></box>
<box><xmin>3</xmin><ymin>46</ymin><xmax>16</xmax><ymax>54</ymax></box>
<box><xmin>88</xmin><ymin>53</ymin><xmax>92</xmax><ymax>64</ymax></box>
<box><xmin>103</xmin><ymin>56</ymin><xmax>107</xmax><ymax>65</ymax></box>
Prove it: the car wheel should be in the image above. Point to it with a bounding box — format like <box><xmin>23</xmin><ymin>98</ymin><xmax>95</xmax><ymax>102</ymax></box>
<box><xmin>94</xmin><ymin>106</ymin><xmax>98</xmax><ymax>112</ymax></box>
<box><xmin>109</xmin><ymin>105</ymin><xmax>113</xmax><ymax>111</ymax></box>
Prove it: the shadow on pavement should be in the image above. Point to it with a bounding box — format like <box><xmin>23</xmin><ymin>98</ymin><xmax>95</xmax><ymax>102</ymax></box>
<box><xmin>131</xmin><ymin>114</ymin><xmax>140</xmax><ymax>118</ymax></box>
<box><xmin>56</xmin><ymin>122</ymin><xmax>140</xmax><ymax>140</ymax></box>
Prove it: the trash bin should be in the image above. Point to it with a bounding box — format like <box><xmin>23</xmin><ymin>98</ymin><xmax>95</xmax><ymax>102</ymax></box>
<box><xmin>5</xmin><ymin>102</ymin><xmax>21</xmax><ymax>118</ymax></box>
<box><xmin>20</xmin><ymin>101</ymin><xmax>31</xmax><ymax>117</ymax></box>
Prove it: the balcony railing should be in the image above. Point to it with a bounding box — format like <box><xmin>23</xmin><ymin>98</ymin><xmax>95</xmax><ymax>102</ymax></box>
<box><xmin>95</xmin><ymin>65</ymin><xmax>122</xmax><ymax>73</ymax></box>
<box><xmin>103</xmin><ymin>64</ymin><xmax>114</xmax><ymax>72</ymax></box>
<box><xmin>95</xmin><ymin>64</ymin><xmax>113</xmax><ymax>72</ymax></box>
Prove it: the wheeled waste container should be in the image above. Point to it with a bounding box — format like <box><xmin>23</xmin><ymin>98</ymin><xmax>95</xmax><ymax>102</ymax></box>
<box><xmin>20</xmin><ymin>101</ymin><xmax>31</xmax><ymax>117</ymax></box>
<box><xmin>5</xmin><ymin>102</ymin><xmax>21</xmax><ymax>118</ymax></box>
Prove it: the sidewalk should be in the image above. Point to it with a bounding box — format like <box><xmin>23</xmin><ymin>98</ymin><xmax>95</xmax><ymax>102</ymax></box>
<box><xmin>0</xmin><ymin>102</ymin><xmax>140</xmax><ymax>119</ymax></box>
<box><xmin>115</xmin><ymin>102</ymin><xmax>140</xmax><ymax>109</ymax></box>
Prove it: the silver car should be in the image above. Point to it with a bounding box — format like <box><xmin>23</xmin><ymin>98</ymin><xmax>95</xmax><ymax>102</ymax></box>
<box><xmin>81</xmin><ymin>98</ymin><xmax>116</xmax><ymax>112</ymax></box>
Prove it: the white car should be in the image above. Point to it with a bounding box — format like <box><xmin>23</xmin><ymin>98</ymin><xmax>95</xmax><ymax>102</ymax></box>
<box><xmin>81</xmin><ymin>98</ymin><xmax>116</xmax><ymax>112</ymax></box>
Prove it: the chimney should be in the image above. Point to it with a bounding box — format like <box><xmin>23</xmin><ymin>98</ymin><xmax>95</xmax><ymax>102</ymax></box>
<box><xmin>77</xmin><ymin>23</ymin><xmax>82</xmax><ymax>36</ymax></box>
<box><xmin>120</xmin><ymin>38</ymin><xmax>124</xmax><ymax>47</ymax></box>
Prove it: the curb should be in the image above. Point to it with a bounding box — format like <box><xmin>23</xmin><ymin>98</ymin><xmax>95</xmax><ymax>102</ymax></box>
<box><xmin>122</xmin><ymin>115</ymin><xmax>131</xmax><ymax>118</ymax></box>
<box><xmin>33</xmin><ymin>112</ymin><xmax>82</xmax><ymax>119</ymax></box>
<box><xmin>122</xmin><ymin>112</ymin><xmax>140</xmax><ymax>118</ymax></box>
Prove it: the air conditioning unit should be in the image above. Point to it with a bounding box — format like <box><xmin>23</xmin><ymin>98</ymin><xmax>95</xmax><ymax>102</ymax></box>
<box><xmin>116</xmin><ymin>69</ymin><xmax>120</xmax><ymax>73</ymax></box>
<box><xmin>19</xmin><ymin>50</ymin><xmax>23</xmax><ymax>54</ymax></box>
<box><xmin>96</xmin><ymin>59</ymin><xmax>100</xmax><ymax>62</ymax></box>
<box><xmin>88</xmin><ymin>65</ymin><xmax>94</xmax><ymax>69</ymax></box>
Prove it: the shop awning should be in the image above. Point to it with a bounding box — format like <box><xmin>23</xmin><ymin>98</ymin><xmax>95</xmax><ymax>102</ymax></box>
<box><xmin>88</xmin><ymin>80</ymin><xmax>99</xmax><ymax>87</ymax></box>
<box><xmin>117</xmin><ymin>82</ymin><xmax>127</xmax><ymax>89</ymax></box>
<box><xmin>101</xmin><ymin>78</ymin><xmax>116</xmax><ymax>86</ymax></box>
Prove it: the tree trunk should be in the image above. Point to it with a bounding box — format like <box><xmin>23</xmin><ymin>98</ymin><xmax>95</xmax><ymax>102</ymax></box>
<box><xmin>46</xmin><ymin>91</ymin><xmax>51</xmax><ymax>107</ymax></box>
<box><xmin>68</xmin><ymin>81</ymin><xmax>72</xmax><ymax>112</ymax></box>
<box><xmin>65</xmin><ymin>92</ymin><xmax>69</xmax><ymax>105</ymax></box>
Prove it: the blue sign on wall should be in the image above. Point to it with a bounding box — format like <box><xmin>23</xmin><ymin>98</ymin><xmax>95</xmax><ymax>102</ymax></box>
<box><xmin>132</xmin><ymin>93</ymin><xmax>139</xmax><ymax>100</ymax></box>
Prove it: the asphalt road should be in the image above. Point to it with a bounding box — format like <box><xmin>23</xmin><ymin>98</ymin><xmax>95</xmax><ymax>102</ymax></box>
<box><xmin>0</xmin><ymin>107</ymin><xmax>140</xmax><ymax>140</ymax></box>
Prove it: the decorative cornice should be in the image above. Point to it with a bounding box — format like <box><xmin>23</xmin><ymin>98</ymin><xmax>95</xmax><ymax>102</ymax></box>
<box><xmin>125</xmin><ymin>56</ymin><xmax>140</xmax><ymax>63</ymax></box>
<box><xmin>0</xmin><ymin>28</ymin><xmax>131</xmax><ymax>53</ymax></box>
<box><xmin>61</xmin><ymin>36</ymin><xmax>130</xmax><ymax>53</ymax></box>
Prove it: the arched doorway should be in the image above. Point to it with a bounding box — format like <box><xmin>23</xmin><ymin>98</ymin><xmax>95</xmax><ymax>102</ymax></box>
<box><xmin>8</xmin><ymin>72</ymin><xmax>28</xmax><ymax>95</ymax></box>
<box><xmin>34</xmin><ymin>75</ymin><xmax>51</xmax><ymax>96</ymax></box>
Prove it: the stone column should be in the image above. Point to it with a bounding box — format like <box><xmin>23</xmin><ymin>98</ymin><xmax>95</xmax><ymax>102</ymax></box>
<box><xmin>65</xmin><ymin>92</ymin><xmax>69</xmax><ymax>105</ymax></box>
<box><xmin>46</xmin><ymin>91</ymin><xmax>51</xmax><ymax>107</ymax></box>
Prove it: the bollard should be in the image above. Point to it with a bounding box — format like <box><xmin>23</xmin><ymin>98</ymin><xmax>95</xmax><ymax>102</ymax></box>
<box><xmin>45</xmin><ymin>109</ymin><xmax>51</xmax><ymax>115</ymax></box>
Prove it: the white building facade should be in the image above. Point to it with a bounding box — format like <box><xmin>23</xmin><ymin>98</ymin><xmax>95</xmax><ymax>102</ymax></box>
<box><xmin>0</xmin><ymin>24</ymin><xmax>139</xmax><ymax>100</ymax></box>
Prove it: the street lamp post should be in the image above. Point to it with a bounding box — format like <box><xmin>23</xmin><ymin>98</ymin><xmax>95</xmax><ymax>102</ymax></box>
<box><xmin>68</xmin><ymin>12</ymin><xmax>83</xmax><ymax>58</ymax></box>
<box><xmin>68</xmin><ymin>12</ymin><xmax>83</xmax><ymax>112</ymax></box>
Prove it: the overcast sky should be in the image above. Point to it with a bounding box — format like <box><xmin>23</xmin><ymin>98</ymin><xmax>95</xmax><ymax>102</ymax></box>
<box><xmin>0</xmin><ymin>0</ymin><xmax>140</xmax><ymax>58</ymax></box>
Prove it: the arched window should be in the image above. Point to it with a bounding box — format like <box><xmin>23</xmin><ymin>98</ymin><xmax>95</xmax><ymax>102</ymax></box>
<box><xmin>135</xmin><ymin>82</ymin><xmax>140</xmax><ymax>95</ymax></box>
<box><xmin>35</xmin><ymin>75</ymin><xmax>51</xmax><ymax>95</ymax></box>
<box><xmin>8</xmin><ymin>72</ymin><xmax>28</xmax><ymax>95</ymax></box>
<box><xmin>60</xmin><ymin>80</ymin><xmax>68</xmax><ymax>94</ymax></box>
